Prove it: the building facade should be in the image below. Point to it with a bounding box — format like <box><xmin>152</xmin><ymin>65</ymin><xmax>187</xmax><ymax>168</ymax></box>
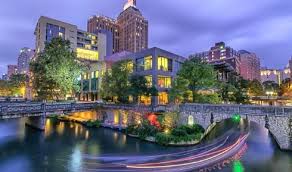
<box><xmin>88</xmin><ymin>0</ymin><xmax>148</xmax><ymax>54</ymax></box>
<box><xmin>193</xmin><ymin>42</ymin><xmax>241</xmax><ymax>74</ymax></box>
<box><xmin>117</xmin><ymin>0</ymin><xmax>148</xmax><ymax>53</ymax></box>
<box><xmin>34</xmin><ymin>16</ymin><xmax>112</xmax><ymax>100</ymax></box>
<box><xmin>88</xmin><ymin>15</ymin><xmax>119</xmax><ymax>53</ymax></box>
<box><xmin>105</xmin><ymin>47</ymin><xmax>185</xmax><ymax>105</ymax></box>
<box><xmin>260</xmin><ymin>67</ymin><xmax>281</xmax><ymax>85</ymax></box>
<box><xmin>7</xmin><ymin>65</ymin><xmax>18</xmax><ymax>79</ymax></box>
<box><xmin>238</xmin><ymin>50</ymin><xmax>261</xmax><ymax>81</ymax></box>
<box><xmin>17</xmin><ymin>47</ymin><xmax>35</xmax><ymax>75</ymax></box>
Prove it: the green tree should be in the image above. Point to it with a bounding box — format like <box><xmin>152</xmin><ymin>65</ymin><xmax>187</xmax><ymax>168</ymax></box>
<box><xmin>248</xmin><ymin>79</ymin><xmax>264</xmax><ymax>96</ymax></box>
<box><xmin>279</xmin><ymin>79</ymin><xmax>291</xmax><ymax>96</ymax></box>
<box><xmin>169</xmin><ymin>76</ymin><xmax>192</xmax><ymax>104</ymax></box>
<box><xmin>176</xmin><ymin>57</ymin><xmax>218</xmax><ymax>103</ymax></box>
<box><xmin>0</xmin><ymin>80</ymin><xmax>11</xmax><ymax>97</ymax></box>
<box><xmin>100</xmin><ymin>59</ymin><xmax>132</xmax><ymax>103</ymax></box>
<box><xmin>263</xmin><ymin>81</ymin><xmax>280</xmax><ymax>96</ymax></box>
<box><xmin>9</xmin><ymin>74</ymin><xmax>27</xmax><ymax>96</ymax></box>
<box><xmin>128</xmin><ymin>74</ymin><xmax>158</xmax><ymax>104</ymax></box>
<box><xmin>30</xmin><ymin>37</ymin><xmax>83</xmax><ymax>101</ymax></box>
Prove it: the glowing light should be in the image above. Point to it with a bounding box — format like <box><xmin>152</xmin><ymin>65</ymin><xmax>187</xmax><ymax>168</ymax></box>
<box><xmin>232</xmin><ymin>114</ymin><xmax>241</xmax><ymax>123</ymax></box>
<box><xmin>76</xmin><ymin>48</ymin><xmax>99</xmax><ymax>61</ymax></box>
<box><xmin>164</xmin><ymin>129</ymin><xmax>170</xmax><ymax>134</ymax></box>
<box><xmin>233</xmin><ymin>160</ymin><xmax>244</xmax><ymax>172</ymax></box>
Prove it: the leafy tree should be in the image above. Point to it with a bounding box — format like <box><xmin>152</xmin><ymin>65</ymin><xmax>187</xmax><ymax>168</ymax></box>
<box><xmin>263</xmin><ymin>80</ymin><xmax>280</xmax><ymax>96</ymax></box>
<box><xmin>248</xmin><ymin>79</ymin><xmax>264</xmax><ymax>96</ymax></box>
<box><xmin>169</xmin><ymin>76</ymin><xmax>192</xmax><ymax>104</ymax></box>
<box><xmin>279</xmin><ymin>79</ymin><xmax>291</xmax><ymax>96</ymax></box>
<box><xmin>176</xmin><ymin>57</ymin><xmax>218</xmax><ymax>103</ymax></box>
<box><xmin>128</xmin><ymin>74</ymin><xmax>158</xmax><ymax>104</ymax></box>
<box><xmin>100</xmin><ymin>70</ymin><xmax>114</xmax><ymax>101</ymax></box>
<box><xmin>9</xmin><ymin>74</ymin><xmax>27</xmax><ymax>96</ymax></box>
<box><xmin>0</xmin><ymin>80</ymin><xmax>11</xmax><ymax>97</ymax></box>
<box><xmin>30</xmin><ymin>37</ymin><xmax>83</xmax><ymax>101</ymax></box>
<box><xmin>219</xmin><ymin>74</ymin><xmax>249</xmax><ymax>104</ymax></box>
<box><xmin>100</xmin><ymin>59</ymin><xmax>132</xmax><ymax>103</ymax></box>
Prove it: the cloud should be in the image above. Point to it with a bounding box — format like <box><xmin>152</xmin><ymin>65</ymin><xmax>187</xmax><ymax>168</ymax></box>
<box><xmin>0</xmin><ymin>0</ymin><xmax>292</xmax><ymax>74</ymax></box>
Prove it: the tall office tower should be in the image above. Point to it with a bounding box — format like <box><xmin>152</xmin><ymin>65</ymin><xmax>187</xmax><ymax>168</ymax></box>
<box><xmin>17</xmin><ymin>47</ymin><xmax>35</xmax><ymax>75</ymax></box>
<box><xmin>117</xmin><ymin>0</ymin><xmax>148</xmax><ymax>53</ymax></box>
<box><xmin>239</xmin><ymin>50</ymin><xmax>261</xmax><ymax>81</ymax></box>
<box><xmin>7</xmin><ymin>65</ymin><xmax>18</xmax><ymax>79</ymax></box>
<box><xmin>88</xmin><ymin>15</ymin><xmax>119</xmax><ymax>53</ymax></box>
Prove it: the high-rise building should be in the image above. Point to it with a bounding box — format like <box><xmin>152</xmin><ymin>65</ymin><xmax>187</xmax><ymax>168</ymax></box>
<box><xmin>88</xmin><ymin>0</ymin><xmax>148</xmax><ymax>53</ymax></box>
<box><xmin>17</xmin><ymin>47</ymin><xmax>35</xmax><ymax>75</ymax></box>
<box><xmin>238</xmin><ymin>50</ymin><xmax>261</xmax><ymax>81</ymax></box>
<box><xmin>34</xmin><ymin>16</ymin><xmax>113</xmax><ymax>101</ymax></box>
<box><xmin>117</xmin><ymin>0</ymin><xmax>148</xmax><ymax>53</ymax></box>
<box><xmin>7</xmin><ymin>65</ymin><xmax>18</xmax><ymax>79</ymax></box>
<box><xmin>193</xmin><ymin>42</ymin><xmax>241</xmax><ymax>74</ymax></box>
<box><xmin>88</xmin><ymin>15</ymin><xmax>119</xmax><ymax>53</ymax></box>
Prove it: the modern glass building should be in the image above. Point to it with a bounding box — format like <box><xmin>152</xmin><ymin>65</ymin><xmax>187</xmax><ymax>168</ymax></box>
<box><xmin>105</xmin><ymin>47</ymin><xmax>186</xmax><ymax>105</ymax></box>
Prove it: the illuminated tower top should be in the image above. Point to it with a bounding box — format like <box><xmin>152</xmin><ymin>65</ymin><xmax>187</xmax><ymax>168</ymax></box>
<box><xmin>123</xmin><ymin>0</ymin><xmax>136</xmax><ymax>10</ymax></box>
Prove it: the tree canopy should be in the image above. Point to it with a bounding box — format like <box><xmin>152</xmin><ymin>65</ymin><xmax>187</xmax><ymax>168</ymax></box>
<box><xmin>30</xmin><ymin>37</ymin><xmax>83</xmax><ymax>101</ymax></box>
<box><xmin>170</xmin><ymin>57</ymin><xmax>219</xmax><ymax>103</ymax></box>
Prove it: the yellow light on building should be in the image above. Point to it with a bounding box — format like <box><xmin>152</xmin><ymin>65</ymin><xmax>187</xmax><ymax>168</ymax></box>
<box><xmin>76</xmin><ymin>48</ymin><xmax>99</xmax><ymax>61</ymax></box>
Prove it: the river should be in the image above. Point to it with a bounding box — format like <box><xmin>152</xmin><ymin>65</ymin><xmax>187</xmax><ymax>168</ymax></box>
<box><xmin>0</xmin><ymin>116</ymin><xmax>291</xmax><ymax>172</ymax></box>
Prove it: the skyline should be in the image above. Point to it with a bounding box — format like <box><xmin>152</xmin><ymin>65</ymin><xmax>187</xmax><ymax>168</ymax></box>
<box><xmin>1</xmin><ymin>0</ymin><xmax>292</xmax><ymax>74</ymax></box>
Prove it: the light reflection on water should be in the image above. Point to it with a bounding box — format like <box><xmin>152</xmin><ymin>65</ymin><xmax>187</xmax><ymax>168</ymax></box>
<box><xmin>0</xmin><ymin>117</ymin><xmax>291</xmax><ymax>172</ymax></box>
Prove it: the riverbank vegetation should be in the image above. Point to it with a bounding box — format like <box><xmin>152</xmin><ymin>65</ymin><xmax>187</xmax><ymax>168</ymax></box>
<box><xmin>126</xmin><ymin>111</ymin><xmax>205</xmax><ymax>146</ymax></box>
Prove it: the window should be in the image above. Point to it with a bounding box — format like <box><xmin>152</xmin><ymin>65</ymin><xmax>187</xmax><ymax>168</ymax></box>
<box><xmin>158</xmin><ymin>76</ymin><xmax>172</xmax><ymax>88</ymax></box>
<box><xmin>95</xmin><ymin>71</ymin><xmax>99</xmax><ymax>78</ymax></box>
<box><xmin>145</xmin><ymin>75</ymin><xmax>152</xmax><ymax>87</ymax></box>
<box><xmin>158</xmin><ymin>57</ymin><xmax>172</xmax><ymax>71</ymax></box>
<box><xmin>158</xmin><ymin>92</ymin><xmax>168</xmax><ymax>105</ymax></box>
<box><xmin>144</xmin><ymin>56</ymin><xmax>152</xmax><ymax>70</ymax></box>
<box><xmin>140</xmin><ymin>96</ymin><xmax>151</xmax><ymax>105</ymax></box>
<box><xmin>136</xmin><ymin>56</ymin><xmax>152</xmax><ymax>71</ymax></box>
<box><xmin>46</xmin><ymin>23</ymin><xmax>65</xmax><ymax>42</ymax></box>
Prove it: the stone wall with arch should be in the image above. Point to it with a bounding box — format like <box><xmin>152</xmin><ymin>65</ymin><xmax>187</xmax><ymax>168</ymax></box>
<box><xmin>179</xmin><ymin>103</ymin><xmax>292</xmax><ymax>150</ymax></box>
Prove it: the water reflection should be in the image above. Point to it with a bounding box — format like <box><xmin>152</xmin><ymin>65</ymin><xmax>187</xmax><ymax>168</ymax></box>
<box><xmin>0</xmin><ymin>118</ymin><xmax>291</xmax><ymax>172</ymax></box>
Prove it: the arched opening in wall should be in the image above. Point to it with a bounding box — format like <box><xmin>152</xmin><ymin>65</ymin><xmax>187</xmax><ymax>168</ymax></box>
<box><xmin>188</xmin><ymin>115</ymin><xmax>194</xmax><ymax>126</ymax></box>
<box><xmin>202</xmin><ymin>117</ymin><xmax>281</xmax><ymax>155</ymax></box>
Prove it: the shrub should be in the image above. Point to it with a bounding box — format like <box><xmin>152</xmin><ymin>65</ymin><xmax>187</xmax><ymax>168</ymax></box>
<box><xmin>126</xmin><ymin>125</ymin><xmax>138</xmax><ymax>135</ymax></box>
<box><xmin>85</xmin><ymin>120</ymin><xmax>101</xmax><ymax>128</ymax></box>
<box><xmin>155</xmin><ymin>133</ymin><xmax>172</xmax><ymax>145</ymax></box>
<box><xmin>171</xmin><ymin>128</ymin><xmax>188</xmax><ymax>137</ymax></box>
<box><xmin>137</xmin><ymin>121</ymin><xmax>158</xmax><ymax>139</ymax></box>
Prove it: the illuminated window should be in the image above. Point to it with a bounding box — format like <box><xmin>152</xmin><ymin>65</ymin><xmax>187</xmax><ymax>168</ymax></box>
<box><xmin>140</xmin><ymin>96</ymin><xmax>151</xmax><ymax>105</ymax></box>
<box><xmin>145</xmin><ymin>75</ymin><xmax>152</xmax><ymax>87</ymax></box>
<box><xmin>95</xmin><ymin>71</ymin><xmax>99</xmax><ymax>78</ymax></box>
<box><xmin>158</xmin><ymin>92</ymin><xmax>168</xmax><ymax>105</ymax></box>
<box><xmin>91</xmin><ymin>72</ymin><xmax>95</xmax><ymax>79</ymax></box>
<box><xmin>158</xmin><ymin>57</ymin><xmax>172</xmax><ymax>71</ymax></box>
<box><xmin>85</xmin><ymin>44</ymin><xmax>91</xmax><ymax>49</ymax></box>
<box><xmin>158</xmin><ymin>76</ymin><xmax>172</xmax><ymax>88</ymax></box>
<box><xmin>136</xmin><ymin>56</ymin><xmax>152</xmax><ymax>71</ymax></box>
<box><xmin>144</xmin><ymin>56</ymin><xmax>152</xmax><ymax>70</ymax></box>
<box><xmin>127</xmin><ymin>61</ymin><xmax>134</xmax><ymax>73</ymax></box>
<box><xmin>76</xmin><ymin>48</ymin><xmax>99</xmax><ymax>61</ymax></box>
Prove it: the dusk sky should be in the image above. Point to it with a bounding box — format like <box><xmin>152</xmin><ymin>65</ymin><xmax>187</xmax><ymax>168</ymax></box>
<box><xmin>0</xmin><ymin>0</ymin><xmax>292</xmax><ymax>75</ymax></box>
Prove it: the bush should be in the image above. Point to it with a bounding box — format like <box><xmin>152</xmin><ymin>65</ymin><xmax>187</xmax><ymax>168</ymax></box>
<box><xmin>155</xmin><ymin>133</ymin><xmax>172</xmax><ymax>145</ymax></box>
<box><xmin>137</xmin><ymin>121</ymin><xmax>158</xmax><ymax>139</ymax></box>
<box><xmin>171</xmin><ymin>128</ymin><xmax>188</xmax><ymax>137</ymax></box>
<box><xmin>85</xmin><ymin>120</ymin><xmax>101</xmax><ymax>128</ymax></box>
<box><xmin>126</xmin><ymin>125</ymin><xmax>138</xmax><ymax>135</ymax></box>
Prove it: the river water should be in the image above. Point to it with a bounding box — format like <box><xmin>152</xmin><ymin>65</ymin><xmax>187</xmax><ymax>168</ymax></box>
<box><xmin>0</xmin><ymin>117</ymin><xmax>291</xmax><ymax>172</ymax></box>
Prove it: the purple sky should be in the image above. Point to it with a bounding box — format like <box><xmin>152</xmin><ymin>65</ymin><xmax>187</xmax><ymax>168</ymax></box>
<box><xmin>0</xmin><ymin>0</ymin><xmax>292</xmax><ymax>75</ymax></box>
